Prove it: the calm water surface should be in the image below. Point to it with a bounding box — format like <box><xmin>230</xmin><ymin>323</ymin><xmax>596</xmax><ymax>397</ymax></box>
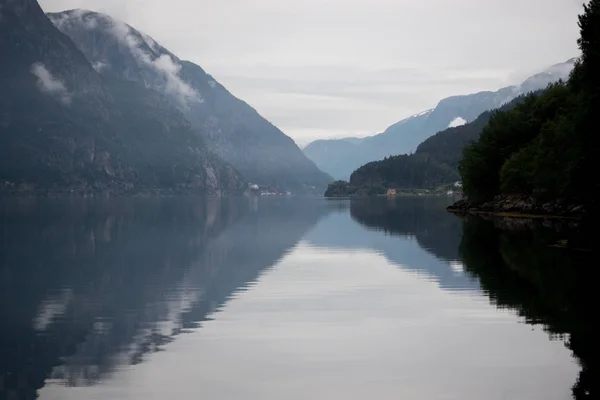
<box><xmin>0</xmin><ymin>197</ymin><xmax>592</xmax><ymax>399</ymax></box>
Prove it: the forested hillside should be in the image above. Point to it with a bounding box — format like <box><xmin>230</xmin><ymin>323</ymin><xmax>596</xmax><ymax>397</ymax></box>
<box><xmin>307</xmin><ymin>59</ymin><xmax>574</xmax><ymax>181</ymax></box>
<box><xmin>459</xmin><ymin>0</ymin><xmax>599</xmax><ymax>208</ymax></box>
<box><xmin>323</xmin><ymin>96</ymin><xmax>527</xmax><ymax>197</ymax></box>
<box><xmin>415</xmin><ymin>96</ymin><xmax>529</xmax><ymax>169</ymax></box>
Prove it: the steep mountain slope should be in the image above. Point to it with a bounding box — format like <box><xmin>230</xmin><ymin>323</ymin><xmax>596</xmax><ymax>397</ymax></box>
<box><xmin>48</xmin><ymin>9</ymin><xmax>332</xmax><ymax>192</ymax></box>
<box><xmin>0</xmin><ymin>0</ymin><xmax>242</xmax><ymax>195</ymax></box>
<box><xmin>305</xmin><ymin>59</ymin><xmax>576</xmax><ymax>180</ymax></box>
<box><xmin>412</xmin><ymin>96</ymin><xmax>528</xmax><ymax>169</ymax></box>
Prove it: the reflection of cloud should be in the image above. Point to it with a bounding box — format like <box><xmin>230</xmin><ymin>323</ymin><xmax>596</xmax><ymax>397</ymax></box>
<box><xmin>33</xmin><ymin>289</ymin><xmax>73</xmax><ymax>331</ymax></box>
<box><xmin>30</xmin><ymin>62</ymin><xmax>72</xmax><ymax>105</ymax></box>
<box><xmin>449</xmin><ymin>261</ymin><xmax>465</xmax><ymax>274</ymax></box>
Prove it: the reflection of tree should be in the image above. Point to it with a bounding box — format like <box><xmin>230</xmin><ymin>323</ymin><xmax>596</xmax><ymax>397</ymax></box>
<box><xmin>341</xmin><ymin>197</ymin><xmax>478</xmax><ymax>291</ymax></box>
<box><xmin>458</xmin><ymin>216</ymin><xmax>595</xmax><ymax>399</ymax></box>
<box><xmin>0</xmin><ymin>197</ymin><xmax>331</xmax><ymax>399</ymax></box>
<box><xmin>349</xmin><ymin>197</ymin><xmax>461</xmax><ymax>261</ymax></box>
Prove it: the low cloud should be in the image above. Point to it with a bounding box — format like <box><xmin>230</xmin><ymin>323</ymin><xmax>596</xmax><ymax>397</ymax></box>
<box><xmin>49</xmin><ymin>8</ymin><xmax>98</xmax><ymax>30</ymax></box>
<box><xmin>92</xmin><ymin>61</ymin><xmax>110</xmax><ymax>72</ymax></box>
<box><xmin>49</xmin><ymin>10</ymin><xmax>198</xmax><ymax>105</ymax></box>
<box><xmin>30</xmin><ymin>63</ymin><xmax>72</xmax><ymax>105</ymax></box>
<box><xmin>141</xmin><ymin>32</ymin><xmax>159</xmax><ymax>52</ymax></box>
<box><xmin>108</xmin><ymin>19</ymin><xmax>199</xmax><ymax>106</ymax></box>
<box><xmin>153</xmin><ymin>54</ymin><xmax>199</xmax><ymax>103</ymax></box>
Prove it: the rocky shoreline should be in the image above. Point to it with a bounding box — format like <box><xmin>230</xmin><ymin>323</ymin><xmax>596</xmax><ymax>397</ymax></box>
<box><xmin>447</xmin><ymin>195</ymin><xmax>586</xmax><ymax>219</ymax></box>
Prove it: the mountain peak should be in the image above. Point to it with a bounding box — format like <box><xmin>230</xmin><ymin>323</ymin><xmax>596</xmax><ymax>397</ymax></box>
<box><xmin>2</xmin><ymin>0</ymin><xmax>40</xmax><ymax>15</ymax></box>
<box><xmin>46</xmin><ymin>7</ymin><xmax>331</xmax><ymax>191</ymax></box>
<box><xmin>48</xmin><ymin>9</ymin><xmax>200</xmax><ymax>107</ymax></box>
<box><xmin>304</xmin><ymin>58</ymin><xmax>576</xmax><ymax>180</ymax></box>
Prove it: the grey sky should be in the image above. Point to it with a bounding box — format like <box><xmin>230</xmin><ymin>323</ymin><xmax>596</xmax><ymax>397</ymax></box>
<box><xmin>40</xmin><ymin>0</ymin><xmax>583</xmax><ymax>145</ymax></box>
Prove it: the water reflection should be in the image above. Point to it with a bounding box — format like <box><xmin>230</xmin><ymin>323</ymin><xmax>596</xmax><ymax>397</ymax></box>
<box><xmin>457</xmin><ymin>215</ymin><xmax>595</xmax><ymax>399</ymax></box>
<box><xmin>308</xmin><ymin>197</ymin><xmax>478</xmax><ymax>291</ymax></box>
<box><xmin>0</xmin><ymin>197</ymin><xmax>331</xmax><ymax>399</ymax></box>
<box><xmin>0</xmin><ymin>197</ymin><xmax>588</xmax><ymax>399</ymax></box>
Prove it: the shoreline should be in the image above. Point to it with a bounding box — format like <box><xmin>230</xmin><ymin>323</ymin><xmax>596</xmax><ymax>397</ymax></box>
<box><xmin>446</xmin><ymin>195</ymin><xmax>586</xmax><ymax>220</ymax></box>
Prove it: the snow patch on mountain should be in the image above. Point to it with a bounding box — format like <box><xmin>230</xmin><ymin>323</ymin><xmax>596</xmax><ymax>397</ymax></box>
<box><xmin>448</xmin><ymin>117</ymin><xmax>467</xmax><ymax>128</ymax></box>
<box><xmin>414</xmin><ymin>109</ymin><xmax>433</xmax><ymax>118</ymax></box>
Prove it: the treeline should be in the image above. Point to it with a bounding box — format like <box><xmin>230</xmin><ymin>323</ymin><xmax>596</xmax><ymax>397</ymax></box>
<box><xmin>349</xmin><ymin>153</ymin><xmax>458</xmax><ymax>193</ymax></box>
<box><xmin>460</xmin><ymin>1</ymin><xmax>600</xmax><ymax>206</ymax></box>
<box><xmin>324</xmin><ymin>96</ymin><xmax>526</xmax><ymax>197</ymax></box>
<box><xmin>325</xmin><ymin>0</ymin><xmax>599</xmax><ymax>200</ymax></box>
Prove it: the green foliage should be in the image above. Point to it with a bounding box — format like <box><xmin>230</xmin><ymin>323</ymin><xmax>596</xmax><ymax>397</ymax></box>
<box><xmin>460</xmin><ymin>78</ymin><xmax>588</xmax><ymax>202</ymax></box>
<box><xmin>332</xmin><ymin>95</ymin><xmax>529</xmax><ymax>197</ymax></box>
<box><xmin>461</xmin><ymin>82</ymin><xmax>587</xmax><ymax>202</ymax></box>
<box><xmin>367</xmin><ymin>183</ymin><xmax>387</xmax><ymax>196</ymax></box>
<box><xmin>324</xmin><ymin>180</ymin><xmax>357</xmax><ymax>197</ymax></box>
<box><xmin>459</xmin><ymin>1</ymin><xmax>599</xmax><ymax>205</ymax></box>
<box><xmin>349</xmin><ymin>153</ymin><xmax>459</xmax><ymax>191</ymax></box>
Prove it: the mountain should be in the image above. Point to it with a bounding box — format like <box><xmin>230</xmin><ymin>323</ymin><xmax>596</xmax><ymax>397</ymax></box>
<box><xmin>0</xmin><ymin>0</ymin><xmax>243</xmax><ymax>195</ymax></box>
<box><xmin>47</xmin><ymin>9</ymin><xmax>332</xmax><ymax>192</ymax></box>
<box><xmin>324</xmin><ymin>95</ymin><xmax>529</xmax><ymax>197</ymax></box>
<box><xmin>304</xmin><ymin>59</ymin><xmax>576</xmax><ymax>180</ymax></box>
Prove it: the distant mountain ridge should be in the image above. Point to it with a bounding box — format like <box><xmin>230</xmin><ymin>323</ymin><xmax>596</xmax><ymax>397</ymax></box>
<box><xmin>323</xmin><ymin>94</ymin><xmax>533</xmax><ymax>197</ymax></box>
<box><xmin>304</xmin><ymin>58</ymin><xmax>576</xmax><ymax>180</ymax></box>
<box><xmin>48</xmin><ymin>9</ymin><xmax>332</xmax><ymax>192</ymax></box>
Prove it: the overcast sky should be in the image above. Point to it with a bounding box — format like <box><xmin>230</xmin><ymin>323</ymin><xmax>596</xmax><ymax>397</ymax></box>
<box><xmin>40</xmin><ymin>0</ymin><xmax>583</xmax><ymax>146</ymax></box>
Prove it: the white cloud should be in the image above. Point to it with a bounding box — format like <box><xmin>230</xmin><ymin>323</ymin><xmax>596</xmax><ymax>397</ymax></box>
<box><xmin>154</xmin><ymin>54</ymin><xmax>199</xmax><ymax>103</ymax></box>
<box><xmin>30</xmin><ymin>63</ymin><xmax>72</xmax><ymax>105</ymax></box>
<box><xmin>39</xmin><ymin>0</ymin><xmax>583</xmax><ymax>142</ymax></box>
<box><xmin>92</xmin><ymin>61</ymin><xmax>110</xmax><ymax>72</ymax></box>
<box><xmin>141</xmin><ymin>31</ymin><xmax>159</xmax><ymax>52</ymax></box>
<box><xmin>107</xmin><ymin>18</ymin><xmax>199</xmax><ymax>106</ymax></box>
<box><xmin>49</xmin><ymin>8</ymin><xmax>98</xmax><ymax>30</ymax></box>
<box><xmin>448</xmin><ymin>117</ymin><xmax>467</xmax><ymax>128</ymax></box>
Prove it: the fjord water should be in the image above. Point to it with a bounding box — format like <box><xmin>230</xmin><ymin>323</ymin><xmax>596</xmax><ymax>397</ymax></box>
<box><xmin>0</xmin><ymin>197</ymin><xmax>590</xmax><ymax>399</ymax></box>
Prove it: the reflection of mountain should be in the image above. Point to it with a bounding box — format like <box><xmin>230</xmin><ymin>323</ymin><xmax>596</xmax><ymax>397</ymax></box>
<box><xmin>458</xmin><ymin>217</ymin><xmax>595</xmax><ymax>400</ymax></box>
<box><xmin>0</xmin><ymin>197</ymin><xmax>331</xmax><ymax>399</ymax></box>
<box><xmin>177</xmin><ymin>198</ymin><xmax>335</xmax><ymax>332</ymax></box>
<box><xmin>306</xmin><ymin>198</ymin><xmax>478</xmax><ymax>291</ymax></box>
